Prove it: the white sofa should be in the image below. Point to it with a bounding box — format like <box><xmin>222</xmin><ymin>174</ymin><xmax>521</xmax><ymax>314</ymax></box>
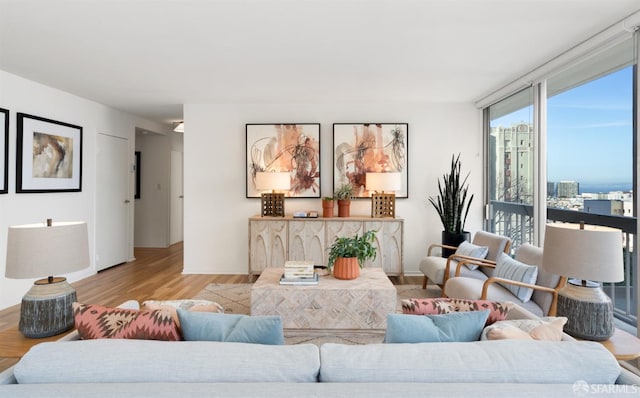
<box><xmin>0</xmin><ymin>304</ymin><xmax>638</xmax><ymax>398</ymax></box>
<box><xmin>0</xmin><ymin>339</ymin><xmax>637</xmax><ymax>398</ymax></box>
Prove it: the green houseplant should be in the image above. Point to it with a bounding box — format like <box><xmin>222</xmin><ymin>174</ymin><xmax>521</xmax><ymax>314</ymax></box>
<box><xmin>327</xmin><ymin>230</ymin><xmax>377</xmax><ymax>280</ymax></box>
<box><xmin>428</xmin><ymin>153</ymin><xmax>474</xmax><ymax>257</ymax></box>
<box><xmin>334</xmin><ymin>183</ymin><xmax>354</xmax><ymax>217</ymax></box>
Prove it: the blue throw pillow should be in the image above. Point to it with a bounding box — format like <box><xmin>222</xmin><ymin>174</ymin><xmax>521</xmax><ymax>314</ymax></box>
<box><xmin>177</xmin><ymin>309</ymin><xmax>284</xmax><ymax>345</ymax></box>
<box><xmin>384</xmin><ymin>310</ymin><xmax>490</xmax><ymax>343</ymax></box>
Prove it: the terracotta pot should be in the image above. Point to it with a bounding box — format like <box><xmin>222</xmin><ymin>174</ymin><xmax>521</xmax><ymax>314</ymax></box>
<box><xmin>322</xmin><ymin>200</ymin><xmax>334</xmax><ymax>218</ymax></box>
<box><xmin>337</xmin><ymin>199</ymin><xmax>351</xmax><ymax>217</ymax></box>
<box><xmin>333</xmin><ymin>257</ymin><xmax>360</xmax><ymax>280</ymax></box>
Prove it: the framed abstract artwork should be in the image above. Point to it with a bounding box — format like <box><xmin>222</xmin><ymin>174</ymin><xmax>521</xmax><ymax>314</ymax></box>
<box><xmin>0</xmin><ymin>108</ymin><xmax>8</xmax><ymax>194</ymax></box>
<box><xmin>16</xmin><ymin>113</ymin><xmax>83</xmax><ymax>193</ymax></box>
<box><xmin>333</xmin><ymin>123</ymin><xmax>408</xmax><ymax>198</ymax></box>
<box><xmin>246</xmin><ymin>123</ymin><xmax>321</xmax><ymax>198</ymax></box>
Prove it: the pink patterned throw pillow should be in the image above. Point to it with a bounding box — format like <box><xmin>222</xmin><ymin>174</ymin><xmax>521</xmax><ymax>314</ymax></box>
<box><xmin>401</xmin><ymin>298</ymin><xmax>511</xmax><ymax>325</ymax></box>
<box><xmin>73</xmin><ymin>303</ymin><xmax>181</xmax><ymax>341</ymax></box>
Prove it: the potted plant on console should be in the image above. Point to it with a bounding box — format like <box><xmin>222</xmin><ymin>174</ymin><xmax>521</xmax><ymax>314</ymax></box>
<box><xmin>334</xmin><ymin>183</ymin><xmax>354</xmax><ymax>217</ymax></box>
<box><xmin>322</xmin><ymin>196</ymin><xmax>335</xmax><ymax>218</ymax></box>
<box><xmin>428</xmin><ymin>153</ymin><xmax>474</xmax><ymax>258</ymax></box>
<box><xmin>327</xmin><ymin>230</ymin><xmax>377</xmax><ymax>280</ymax></box>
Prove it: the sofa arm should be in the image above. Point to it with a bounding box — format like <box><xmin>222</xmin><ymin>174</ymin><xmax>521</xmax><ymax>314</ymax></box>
<box><xmin>0</xmin><ymin>366</ymin><xmax>17</xmax><ymax>384</ymax></box>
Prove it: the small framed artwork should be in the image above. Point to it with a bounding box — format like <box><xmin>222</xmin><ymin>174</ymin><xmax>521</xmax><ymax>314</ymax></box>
<box><xmin>0</xmin><ymin>108</ymin><xmax>8</xmax><ymax>194</ymax></box>
<box><xmin>16</xmin><ymin>113</ymin><xmax>83</xmax><ymax>193</ymax></box>
<box><xmin>246</xmin><ymin>123</ymin><xmax>321</xmax><ymax>198</ymax></box>
<box><xmin>333</xmin><ymin>123</ymin><xmax>408</xmax><ymax>198</ymax></box>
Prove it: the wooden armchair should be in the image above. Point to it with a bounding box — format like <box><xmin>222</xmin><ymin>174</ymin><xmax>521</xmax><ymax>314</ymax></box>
<box><xmin>418</xmin><ymin>231</ymin><xmax>511</xmax><ymax>293</ymax></box>
<box><xmin>444</xmin><ymin>243</ymin><xmax>568</xmax><ymax>317</ymax></box>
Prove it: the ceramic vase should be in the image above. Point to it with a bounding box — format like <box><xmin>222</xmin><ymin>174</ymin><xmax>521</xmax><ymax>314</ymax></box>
<box><xmin>337</xmin><ymin>199</ymin><xmax>351</xmax><ymax>217</ymax></box>
<box><xmin>322</xmin><ymin>200</ymin><xmax>334</xmax><ymax>218</ymax></box>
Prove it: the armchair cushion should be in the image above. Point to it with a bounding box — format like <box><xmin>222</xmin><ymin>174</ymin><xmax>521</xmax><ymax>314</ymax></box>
<box><xmin>419</xmin><ymin>256</ymin><xmax>486</xmax><ymax>286</ymax></box>
<box><xmin>494</xmin><ymin>253</ymin><xmax>538</xmax><ymax>303</ymax></box>
<box><xmin>455</xmin><ymin>241</ymin><xmax>489</xmax><ymax>270</ymax></box>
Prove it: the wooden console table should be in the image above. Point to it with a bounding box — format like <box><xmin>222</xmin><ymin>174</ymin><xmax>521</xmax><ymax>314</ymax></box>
<box><xmin>248</xmin><ymin>216</ymin><xmax>403</xmax><ymax>278</ymax></box>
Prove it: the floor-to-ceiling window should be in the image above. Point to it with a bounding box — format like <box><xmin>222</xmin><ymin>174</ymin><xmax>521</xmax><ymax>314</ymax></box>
<box><xmin>547</xmin><ymin>58</ymin><xmax>633</xmax><ymax>217</ymax></box>
<box><xmin>483</xmin><ymin>35</ymin><xmax>638</xmax><ymax>327</ymax></box>
<box><xmin>485</xmin><ymin>88</ymin><xmax>535</xmax><ymax>252</ymax></box>
<box><xmin>545</xmin><ymin>39</ymin><xmax>636</xmax><ymax>325</ymax></box>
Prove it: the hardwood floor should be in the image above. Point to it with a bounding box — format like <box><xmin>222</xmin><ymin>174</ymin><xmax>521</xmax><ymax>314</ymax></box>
<box><xmin>0</xmin><ymin>242</ymin><xmax>421</xmax><ymax>372</ymax></box>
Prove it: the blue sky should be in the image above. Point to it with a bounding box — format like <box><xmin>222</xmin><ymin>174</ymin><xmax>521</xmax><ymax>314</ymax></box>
<box><xmin>548</xmin><ymin>67</ymin><xmax>632</xmax><ymax>186</ymax></box>
<box><xmin>492</xmin><ymin>66</ymin><xmax>633</xmax><ymax>188</ymax></box>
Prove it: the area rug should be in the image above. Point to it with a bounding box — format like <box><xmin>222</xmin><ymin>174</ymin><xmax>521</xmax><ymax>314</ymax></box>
<box><xmin>193</xmin><ymin>283</ymin><xmax>440</xmax><ymax>345</ymax></box>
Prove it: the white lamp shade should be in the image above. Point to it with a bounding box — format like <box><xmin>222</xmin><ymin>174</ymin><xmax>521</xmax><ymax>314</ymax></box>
<box><xmin>542</xmin><ymin>223</ymin><xmax>624</xmax><ymax>283</ymax></box>
<box><xmin>5</xmin><ymin>221</ymin><xmax>90</xmax><ymax>279</ymax></box>
<box><xmin>366</xmin><ymin>172</ymin><xmax>401</xmax><ymax>192</ymax></box>
<box><xmin>255</xmin><ymin>172</ymin><xmax>291</xmax><ymax>191</ymax></box>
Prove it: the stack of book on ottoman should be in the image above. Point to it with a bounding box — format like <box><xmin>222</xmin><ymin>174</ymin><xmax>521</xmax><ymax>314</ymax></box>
<box><xmin>279</xmin><ymin>261</ymin><xmax>319</xmax><ymax>285</ymax></box>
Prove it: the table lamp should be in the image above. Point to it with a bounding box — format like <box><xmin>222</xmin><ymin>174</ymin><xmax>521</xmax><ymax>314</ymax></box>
<box><xmin>366</xmin><ymin>172</ymin><xmax>401</xmax><ymax>218</ymax></box>
<box><xmin>542</xmin><ymin>222</ymin><xmax>624</xmax><ymax>341</ymax></box>
<box><xmin>5</xmin><ymin>219</ymin><xmax>90</xmax><ymax>338</ymax></box>
<box><xmin>255</xmin><ymin>171</ymin><xmax>290</xmax><ymax>217</ymax></box>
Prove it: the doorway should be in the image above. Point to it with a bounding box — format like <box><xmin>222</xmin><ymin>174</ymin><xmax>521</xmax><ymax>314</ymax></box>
<box><xmin>134</xmin><ymin>130</ymin><xmax>171</xmax><ymax>247</ymax></box>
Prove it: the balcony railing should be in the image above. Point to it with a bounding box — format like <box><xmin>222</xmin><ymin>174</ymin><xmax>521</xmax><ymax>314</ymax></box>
<box><xmin>489</xmin><ymin>200</ymin><xmax>637</xmax><ymax>326</ymax></box>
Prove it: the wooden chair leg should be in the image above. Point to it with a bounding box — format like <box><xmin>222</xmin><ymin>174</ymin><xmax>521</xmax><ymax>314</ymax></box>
<box><xmin>422</xmin><ymin>276</ymin><xmax>428</xmax><ymax>289</ymax></box>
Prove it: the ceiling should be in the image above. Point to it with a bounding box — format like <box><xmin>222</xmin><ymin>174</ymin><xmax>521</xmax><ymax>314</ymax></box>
<box><xmin>1</xmin><ymin>0</ymin><xmax>639</xmax><ymax>127</ymax></box>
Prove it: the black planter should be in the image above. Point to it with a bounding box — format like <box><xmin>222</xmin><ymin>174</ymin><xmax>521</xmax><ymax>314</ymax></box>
<box><xmin>441</xmin><ymin>231</ymin><xmax>470</xmax><ymax>258</ymax></box>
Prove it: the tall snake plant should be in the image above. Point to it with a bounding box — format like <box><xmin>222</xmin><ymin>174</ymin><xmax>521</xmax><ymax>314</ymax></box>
<box><xmin>428</xmin><ymin>154</ymin><xmax>474</xmax><ymax>234</ymax></box>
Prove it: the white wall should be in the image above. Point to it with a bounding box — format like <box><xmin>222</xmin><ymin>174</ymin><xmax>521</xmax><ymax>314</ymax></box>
<box><xmin>0</xmin><ymin>70</ymin><xmax>169</xmax><ymax>309</ymax></box>
<box><xmin>183</xmin><ymin>102</ymin><xmax>483</xmax><ymax>276</ymax></box>
<box><xmin>170</xmin><ymin>130</ymin><xmax>184</xmax><ymax>153</ymax></box>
